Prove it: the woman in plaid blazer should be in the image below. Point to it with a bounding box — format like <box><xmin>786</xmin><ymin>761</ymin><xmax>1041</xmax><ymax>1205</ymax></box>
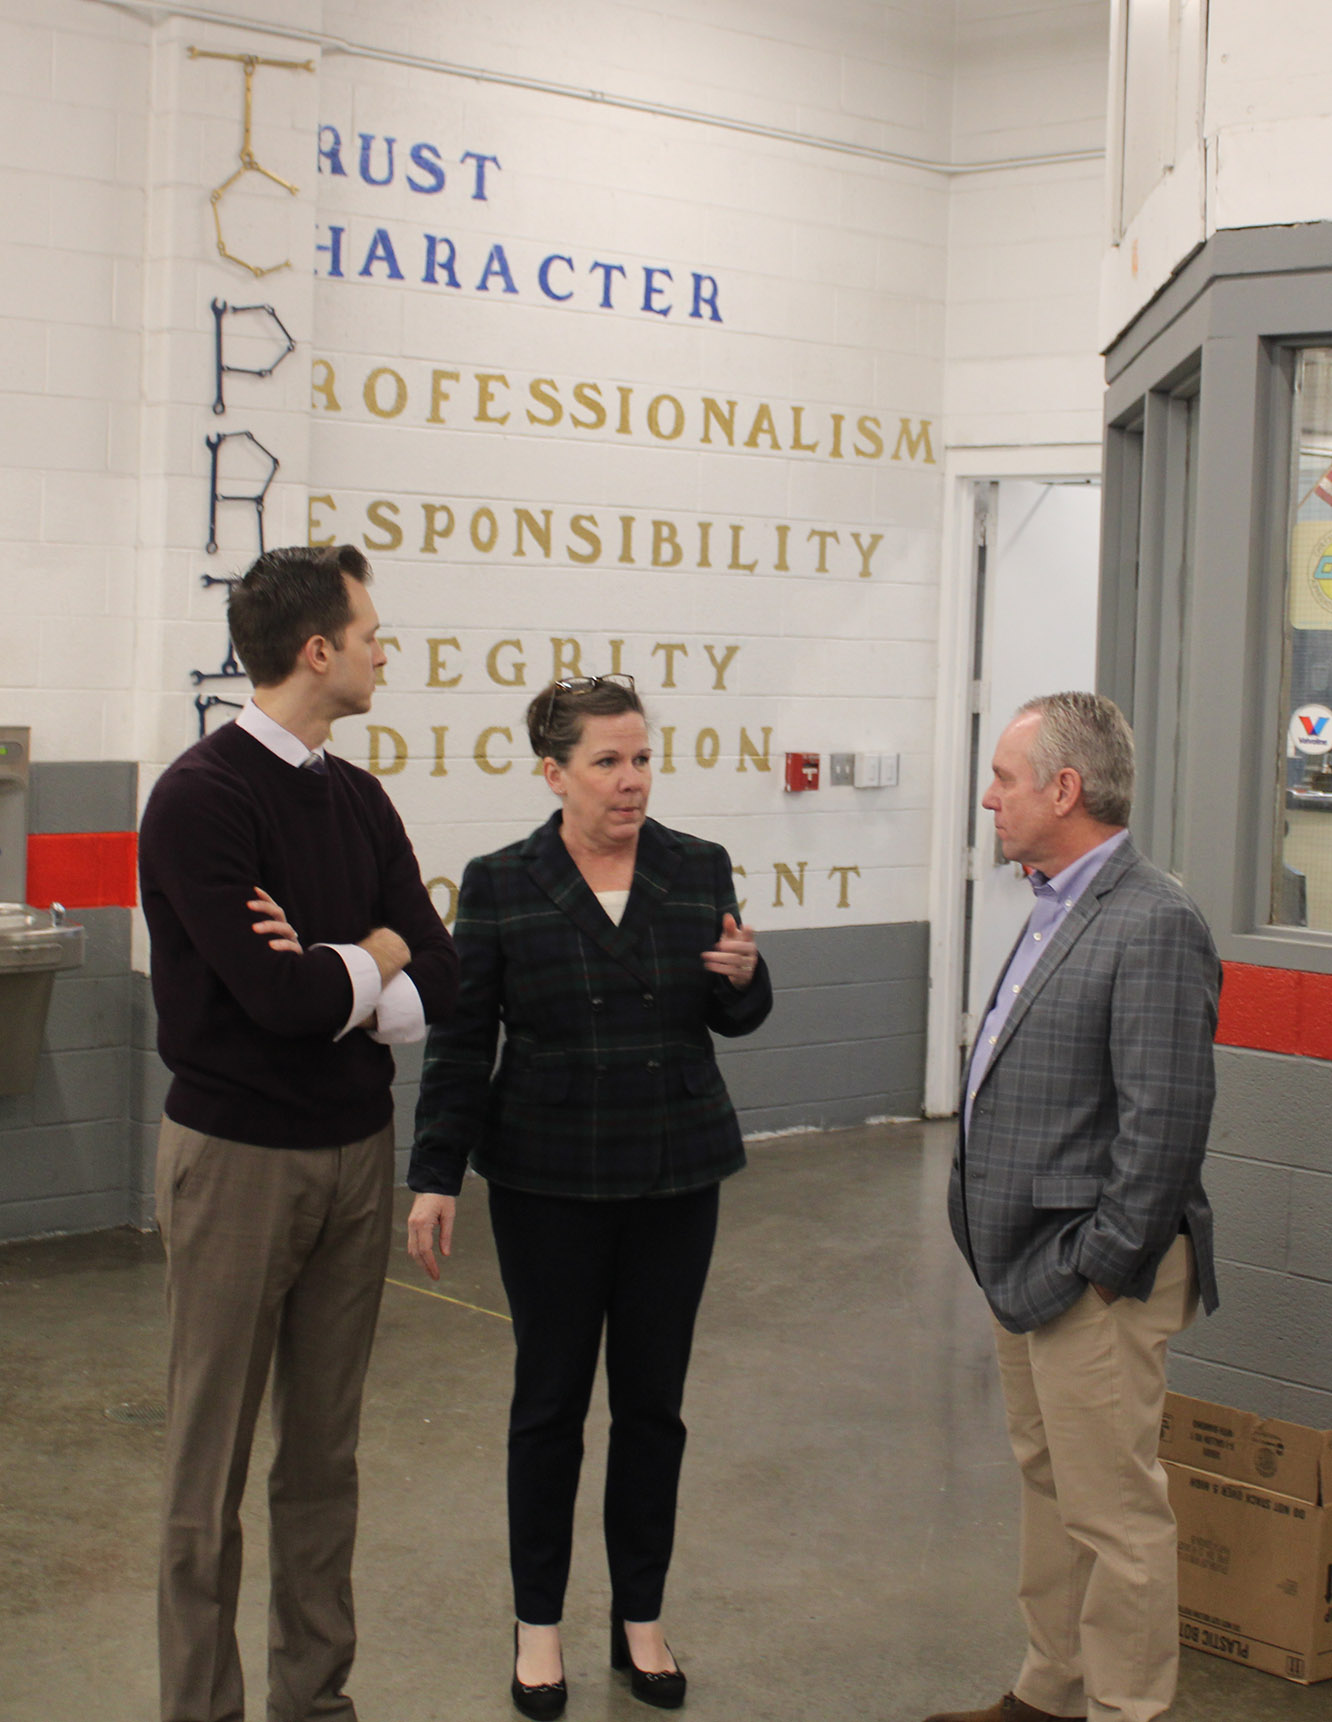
<box><xmin>406</xmin><ymin>676</ymin><xmax>772</xmax><ymax>1717</ymax></box>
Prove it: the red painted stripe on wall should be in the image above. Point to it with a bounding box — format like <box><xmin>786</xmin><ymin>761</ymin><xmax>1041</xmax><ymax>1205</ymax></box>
<box><xmin>25</xmin><ymin>832</ymin><xmax>138</xmax><ymax>909</ymax></box>
<box><xmin>1217</xmin><ymin>960</ymin><xmax>1332</xmax><ymax>1061</ymax></box>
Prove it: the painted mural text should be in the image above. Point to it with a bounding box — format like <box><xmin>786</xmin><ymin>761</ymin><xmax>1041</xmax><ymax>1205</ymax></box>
<box><xmin>421</xmin><ymin>858</ymin><xmax>862</xmax><ymax>927</ymax></box>
<box><xmin>310</xmin><ymin>359</ymin><xmax>934</xmax><ymax>464</ymax></box>
<box><xmin>317</xmin><ymin>131</ymin><xmax>501</xmax><ymax>198</ymax></box>
<box><xmin>374</xmin><ymin>636</ymin><xmax>743</xmax><ymax>691</ymax></box>
<box><xmin>309</xmin><ymin>495</ymin><xmax>885</xmax><ymax>579</ymax></box>
<box><xmin>312</xmin><ymin>130</ymin><xmax>721</xmax><ymax>320</ymax></box>
<box><xmin>314</xmin><ymin>226</ymin><xmax>722</xmax><ymax>320</ymax></box>
<box><xmin>366</xmin><ymin>721</ymin><xmax>774</xmax><ymax>779</ymax></box>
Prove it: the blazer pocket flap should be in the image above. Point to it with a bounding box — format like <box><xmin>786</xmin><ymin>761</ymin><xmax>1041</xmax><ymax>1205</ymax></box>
<box><xmin>508</xmin><ymin>1066</ymin><xmax>572</xmax><ymax>1103</ymax></box>
<box><xmin>1031</xmin><ymin>1173</ymin><xmax>1103</xmax><ymax>1209</ymax></box>
<box><xmin>681</xmin><ymin>1060</ymin><xmax>725</xmax><ymax>1097</ymax></box>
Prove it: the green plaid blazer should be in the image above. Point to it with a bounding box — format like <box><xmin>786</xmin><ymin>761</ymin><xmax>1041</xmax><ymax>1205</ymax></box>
<box><xmin>408</xmin><ymin>812</ymin><xmax>773</xmax><ymax>1199</ymax></box>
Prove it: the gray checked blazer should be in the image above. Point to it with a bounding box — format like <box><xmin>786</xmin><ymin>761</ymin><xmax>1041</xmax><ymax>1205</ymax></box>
<box><xmin>951</xmin><ymin>837</ymin><xmax>1222</xmax><ymax>1334</ymax></box>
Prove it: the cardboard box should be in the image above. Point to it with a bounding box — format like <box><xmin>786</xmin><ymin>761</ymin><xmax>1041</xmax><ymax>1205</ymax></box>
<box><xmin>1160</xmin><ymin>1392</ymin><xmax>1332</xmax><ymax>1684</ymax></box>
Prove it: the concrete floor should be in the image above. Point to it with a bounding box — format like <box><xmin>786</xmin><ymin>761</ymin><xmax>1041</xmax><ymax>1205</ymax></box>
<box><xmin>0</xmin><ymin>1121</ymin><xmax>1325</xmax><ymax>1722</ymax></box>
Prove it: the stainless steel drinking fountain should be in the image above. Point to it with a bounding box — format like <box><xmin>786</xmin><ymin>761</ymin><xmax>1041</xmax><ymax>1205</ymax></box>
<box><xmin>0</xmin><ymin>728</ymin><xmax>85</xmax><ymax>1096</ymax></box>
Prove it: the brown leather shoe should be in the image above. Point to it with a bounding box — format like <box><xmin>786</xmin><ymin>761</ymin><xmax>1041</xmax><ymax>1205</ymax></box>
<box><xmin>923</xmin><ymin>1696</ymin><xmax>1086</xmax><ymax>1722</ymax></box>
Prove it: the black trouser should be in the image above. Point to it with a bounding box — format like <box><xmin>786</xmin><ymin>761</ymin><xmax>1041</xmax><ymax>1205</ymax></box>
<box><xmin>487</xmin><ymin>1181</ymin><xmax>720</xmax><ymax>1625</ymax></box>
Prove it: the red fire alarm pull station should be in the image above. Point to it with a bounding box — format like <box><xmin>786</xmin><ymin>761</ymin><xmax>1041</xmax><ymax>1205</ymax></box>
<box><xmin>784</xmin><ymin>752</ymin><xmax>820</xmax><ymax>792</ymax></box>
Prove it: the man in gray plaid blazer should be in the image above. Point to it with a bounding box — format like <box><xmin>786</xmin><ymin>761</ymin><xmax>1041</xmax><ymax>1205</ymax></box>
<box><xmin>926</xmin><ymin>693</ymin><xmax>1221</xmax><ymax>1722</ymax></box>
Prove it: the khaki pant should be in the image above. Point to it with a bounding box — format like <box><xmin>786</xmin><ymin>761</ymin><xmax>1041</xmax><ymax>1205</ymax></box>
<box><xmin>155</xmin><ymin>1118</ymin><xmax>395</xmax><ymax>1722</ymax></box>
<box><xmin>993</xmin><ymin>1236</ymin><xmax>1198</xmax><ymax>1722</ymax></box>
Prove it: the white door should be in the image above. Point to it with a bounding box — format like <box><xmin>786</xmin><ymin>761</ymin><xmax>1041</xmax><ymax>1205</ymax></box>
<box><xmin>963</xmin><ymin>479</ymin><xmax>1102</xmax><ymax>1039</ymax></box>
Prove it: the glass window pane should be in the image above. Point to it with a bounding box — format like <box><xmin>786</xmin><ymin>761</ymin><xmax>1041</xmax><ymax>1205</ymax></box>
<box><xmin>1274</xmin><ymin>348</ymin><xmax>1332</xmax><ymax>929</ymax></box>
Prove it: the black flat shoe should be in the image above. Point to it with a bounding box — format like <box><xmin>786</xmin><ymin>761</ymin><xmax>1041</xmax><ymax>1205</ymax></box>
<box><xmin>610</xmin><ymin>1614</ymin><xmax>687</xmax><ymax>1710</ymax></box>
<box><xmin>511</xmin><ymin>1622</ymin><xmax>567</xmax><ymax>1721</ymax></box>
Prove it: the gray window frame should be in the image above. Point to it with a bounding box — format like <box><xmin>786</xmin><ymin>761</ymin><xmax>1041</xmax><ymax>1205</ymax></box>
<box><xmin>1100</xmin><ymin>224</ymin><xmax>1332</xmax><ymax>971</ymax></box>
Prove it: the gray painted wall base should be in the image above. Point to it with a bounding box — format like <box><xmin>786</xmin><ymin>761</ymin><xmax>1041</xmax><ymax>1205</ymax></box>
<box><xmin>1168</xmin><ymin>1044</ymin><xmax>1332</xmax><ymax>1421</ymax></box>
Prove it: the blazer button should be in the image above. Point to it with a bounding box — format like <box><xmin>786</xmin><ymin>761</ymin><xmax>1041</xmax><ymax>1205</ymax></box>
<box><xmin>642</xmin><ymin>992</ymin><xmax>654</xmax><ymax>1005</ymax></box>
<box><xmin>590</xmin><ymin>996</ymin><xmax>604</xmax><ymax>1009</ymax></box>
<box><xmin>646</xmin><ymin>1059</ymin><xmax>661</xmax><ymax>1070</ymax></box>
<box><xmin>595</xmin><ymin>1064</ymin><xmax>608</xmax><ymax>1075</ymax></box>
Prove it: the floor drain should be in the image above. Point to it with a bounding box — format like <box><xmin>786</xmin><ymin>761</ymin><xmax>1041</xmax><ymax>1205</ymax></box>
<box><xmin>104</xmin><ymin>1400</ymin><xmax>166</xmax><ymax>1426</ymax></box>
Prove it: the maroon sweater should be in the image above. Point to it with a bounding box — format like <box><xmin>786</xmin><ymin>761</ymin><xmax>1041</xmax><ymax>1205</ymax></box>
<box><xmin>139</xmin><ymin>720</ymin><xmax>457</xmax><ymax>1147</ymax></box>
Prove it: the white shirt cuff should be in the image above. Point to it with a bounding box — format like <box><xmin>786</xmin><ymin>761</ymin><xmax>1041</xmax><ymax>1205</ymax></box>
<box><xmin>368</xmin><ymin>970</ymin><xmax>427</xmax><ymax>1044</ymax></box>
<box><xmin>315</xmin><ymin>942</ymin><xmax>384</xmax><ymax>1040</ymax></box>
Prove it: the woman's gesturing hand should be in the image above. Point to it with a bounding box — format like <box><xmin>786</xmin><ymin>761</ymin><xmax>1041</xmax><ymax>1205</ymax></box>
<box><xmin>702</xmin><ymin>912</ymin><xmax>759</xmax><ymax>990</ymax></box>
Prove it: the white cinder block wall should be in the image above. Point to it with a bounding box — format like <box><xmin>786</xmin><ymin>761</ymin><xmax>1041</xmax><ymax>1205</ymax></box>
<box><xmin>0</xmin><ymin>0</ymin><xmax>1115</xmax><ymax>1237</ymax></box>
<box><xmin>1101</xmin><ymin>0</ymin><xmax>1332</xmax><ymax>347</ymax></box>
<box><xmin>947</xmin><ymin>1</ymin><xmax>1109</xmax><ymax>452</ymax></box>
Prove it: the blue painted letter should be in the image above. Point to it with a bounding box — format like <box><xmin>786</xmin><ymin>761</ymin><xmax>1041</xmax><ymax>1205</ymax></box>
<box><xmin>642</xmin><ymin>267</ymin><xmax>673</xmax><ymax>317</ymax></box>
<box><xmin>318</xmin><ymin>126</ymin><xmax>346</xmax><ymax>176</ymax></box>
<box><xmin>423</xmin><ymin>235</ymin><xmax>461</xmax><ymax>287</ymax></box>
<box><xmin>589</xmin><ymin>261</ymin><xmax>627</xmax><ymax>309</ymax></box>
<box><xmin>538</xmin><ymin>255</ymin><xmax>574</xmax><ymax>302</ymax></box>
<box><xmin>316</xmin><ymin>225</ymin><xmax>345</xmax><ymax>277</ymax></box>
<box><xmin>407</xmin><ymin>142</ymin><xmax>446</xmax><ymax>194</ymax></box>
<box><xmin>690</xmin><ymin>273</ymin><xmax>722</xmax><ymax>322</ymax></box>
<box><xmin>461</xmin><ymin>151</ymin><xmax>501</xmax><ymax>200</ymax></box>
<box><xmin>359</xmin><ymin>228</ymin><xmax>405</xmax><ymax>279</ymax></box>
<box><xmin>477</xmin><ymin>244</ymin><xmax>518</xmax><ymax>294</ymax></box>
<box><xmin>359</xmin><ymin>135</ymin><xmax>396</xmax><ymax>186</ymax></box>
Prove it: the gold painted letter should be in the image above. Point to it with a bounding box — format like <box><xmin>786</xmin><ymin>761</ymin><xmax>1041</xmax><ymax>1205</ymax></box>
<box><xmin>486</xmin><ymin>639</ymin><xmax>526</xmax><ymax>686</ymax></box>
<box><xmin>891</xmin><ymin>417</ymin><xmax>935</xmax><ymax>464</ymax></box>
<box><xmin>652</xmin><ymin>642</ymin><xmax>688</xmax><ymax>686</ymax></box>
<box><xmin>427</xmin><ymin>638</ymin><xmax>462</xmax><ymax>688</ymax></box>
<box><xmin>364</xmin><ymin>367</ymin><xmax>408</xmax><ymax>418</ymax></box>
<box><xmin>368</xmin><ymin>725</ymin><xmax>408</xmax><ymax>775</ymax></box>
<box><xmin>828</xmin><ymin>864</ymin><xmax>860</xmax><ymax>908</ymax></box>
<box><xmin>475</xmin><ymin>372</ymin><xmax>511</xmax><ymax>424</ymax></box>
<box><xmin>475</xmin><ymin>726</ymin><xmax>514</xmax><ymax>773</ymax></box>
<box><xmin>428</xmin><ymin>369</ymin><xmax>460</xmax><ymax>423</ymax></box>
<box><xmin>652</xmin><ymin>520</ymin><xmax>683</xmax><ymax>567</ymax></box>
<box><xmin>737</xmin><ymin>726</ymin><xmax>772</xmax><ymax>771</ymax></box>
<box><xmin>704</xmin><ymin>643</ymin><xmax>739</xmax><ymax>689</ymax></box>
<box><xmin>567</xmin><ymin>514</ymin><xmax>602</xmax><ymax>563</ymax></box>
<box><xmin>308</xmin><ymin>494</ymin><xmax>336</xmax><ymax>547</ymax></box>
<box><xmin>421</xmin><ymin>503</ymin><xmax>455</xmax><ymax>553</ymax></box>
<box><xmin>311</xmin><ymin>359</ymin><xmax>341</xmax><ymax>412</ymax></box>
<box><xmin>363</xmin><ymin>499</ymin><xmax>402</xmax><ymax>551</ymax></box>
<box><xmin>773</xmin><ymin>861</ymin><xmax>807</xmax><ymax>906</ymax></box>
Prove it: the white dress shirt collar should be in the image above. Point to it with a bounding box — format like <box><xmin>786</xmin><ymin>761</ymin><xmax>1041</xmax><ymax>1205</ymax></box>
<box><xmin>236</xmin><ymin>699</ymin><xmax>324</xmax><ymax>770</ymax></box>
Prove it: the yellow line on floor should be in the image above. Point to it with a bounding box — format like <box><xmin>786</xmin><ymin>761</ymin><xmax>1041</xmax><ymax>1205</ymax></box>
<box><xmin>383</xmin><ymin>1275</ymin><xmax>512</xmax><ymax>1322</ymax></box>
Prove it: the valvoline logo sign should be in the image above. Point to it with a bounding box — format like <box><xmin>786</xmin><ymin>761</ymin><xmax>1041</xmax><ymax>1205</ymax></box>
<box><xmin>1288</xmin><ymin>703</ymin><xmax>1332</xmax><ymax>756</ymax></box>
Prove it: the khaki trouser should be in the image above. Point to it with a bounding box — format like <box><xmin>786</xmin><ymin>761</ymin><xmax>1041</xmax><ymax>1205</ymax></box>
<box><xmin>155</xmin><ymin>1117</ymin><xmax>395</xmax><ymax>1722</ymax></box>
<box><xmin>993</xmin><ymin>1236</ymin><xmax>1198</xmax><ymax>1722</ymax></box>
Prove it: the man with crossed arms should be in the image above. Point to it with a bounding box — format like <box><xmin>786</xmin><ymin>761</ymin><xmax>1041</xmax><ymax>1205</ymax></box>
<box><xmin>926</xmin><ymin>692</ymin><xmax>1221</xmax><ymax>1722</ymax></box>
<box><xmin>140</xmin><ymin>544</ymin><xmax>457</xmax><ymax>1722</ymax></box>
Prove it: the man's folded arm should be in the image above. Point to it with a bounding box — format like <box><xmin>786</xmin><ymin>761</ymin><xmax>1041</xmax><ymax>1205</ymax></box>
<box><xmin>143</xmin><ymin>790</ymin><xmax>357</xmax><ymax>1039</ymax></box>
